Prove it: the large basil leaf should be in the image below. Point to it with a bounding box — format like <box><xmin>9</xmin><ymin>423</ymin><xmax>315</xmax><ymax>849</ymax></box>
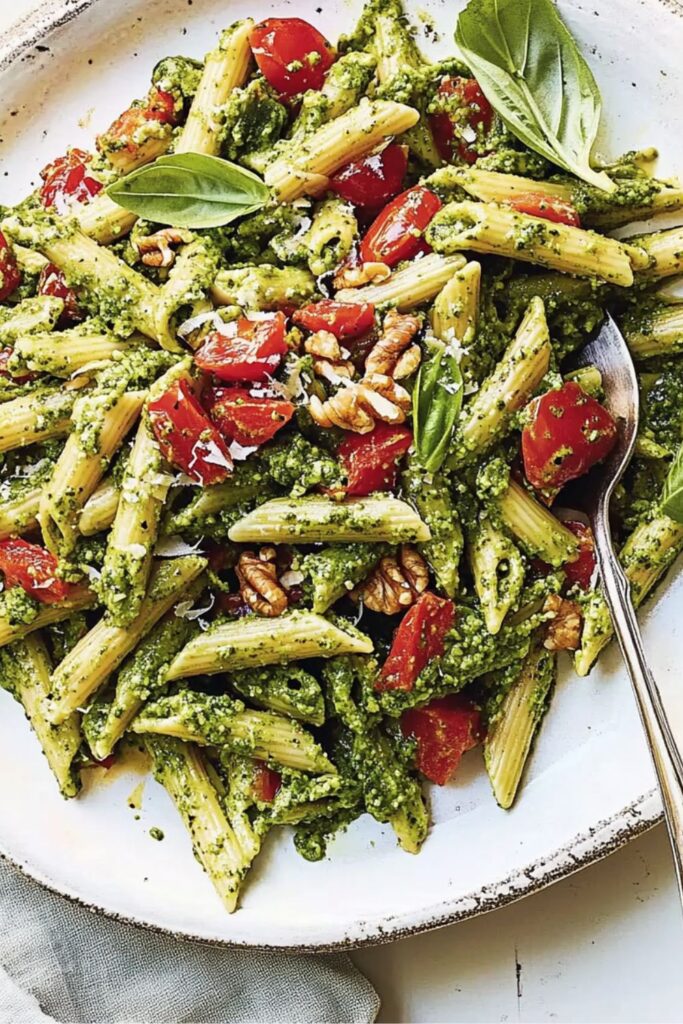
<box><xmin>455</xmin><ymin>0</ymin><xmax>615</xmax><ymax>193</ymax></box>
<box><xmin>106</xmin><ymin>153</ymin><xmax>269</xmax><ymax>228</ymax></box>
<box><xmin>413</xmin><ymin>341</ymin><xmax>463</xmax><ymax>473</ymax></box>
<box><xmin>661</xmin><ymin>443</ymin><xmax>683</xmax><ymax>522</ymax></box>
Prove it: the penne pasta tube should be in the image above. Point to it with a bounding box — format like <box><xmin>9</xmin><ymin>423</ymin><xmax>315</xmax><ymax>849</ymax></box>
<box><xmin>79</xmin><ymin>476</ymin><xmax>120</xmax><ymax>536</ymax></box>
<box><xmin>449</xmin><ymin>297</ymin><xmax>551</xmax><ymax>465</ymax></box>
<box><xmin>211</xmin><ymin>264</ymin><xmax>316</xmax><ymax>310</ymax></box>
<box><xmin>0</xmin><ymin>384</ymin><xmax>79</xmax><ymax>453</ymax></box>
<box><xmin>265</xmin><ymin>99</ymin><xmax>420</xmax><ymax>202</ymax></box>
<box><xmin>0</xmin><ymin>587</ymin><xmax>95</xmax><ymax>650</ymax></box>
<box><xmin>39</xmin><ymin>390</ymin><xmax>145</xmax><ymax>557</ymax></box>
<box><xmin>12</xmin><ymin>327</ymin><xmax>133</xmax><ymax>378</ymax></box>
<box><xmin>628</xmin><ymin>225</ymin><xmax>683</xmax><ymax>280</ymax></box>
<box><xmin>469</xmin><ymin>517</ymin><xmax>526</xmax><ymax>635</ymax></box>
<box><xmin>335</xmin><ymin>253</ymin><xmax>467</xmax><ymax>310</ymax></box>
<box><xmin>0</xmin><ymin>295</ymin><xmax>63</xmax><ymax>344</ymax></box>
<box><xmin>75</xmin><ymin>194</ymin><xmax>139</xmax><ymax>245</ymax></box>
<box><xmin>485</xmin><ymin>642</ymin><xmax>556</xmax><ymax>808</ymax></box>
<box><xmin>175</xmin><ymin>19</ymin><xmax>255</xmax><ymax>156</ymax></box>
<box><xmin>229</xmin><ymin>495</ymin><xmax>430</xmax><ymax>544</ymax></box>
<box><xmin>623</xmin><ymin>301</ymin><xmax>683</xmax><ymax>360</ymax></box>
<box><xmin>430</xmin><ymin>259</ymin><xmax>481</xmax><ymax>344</ymax></box>
<box><xmin>496</xmin><ymin>479</ymin><xmax>580</xmax><ymax>568</ymax></box>
<box><xmin>166</xmin><ymin>610</ymin><xmax>373</xmax><ymax>681</ymax></box>
<box><xmin>48</xmin><ymin>555</ymin><xmax>207</xmax><ymax>724</ymax></box>
<box><xmin>146</xmin><ymin>736</ymin><xmax>250</xmax><ymax>912</ymax></box>
<box><xmin>131</xmin><ymin>692</ymin><xmax>335</xmax><ymax>774</ymax></box>
<box><xmin>426</xmin><ymin>200</ymin><xmax>635</xmax><ymax>287</ymax></box>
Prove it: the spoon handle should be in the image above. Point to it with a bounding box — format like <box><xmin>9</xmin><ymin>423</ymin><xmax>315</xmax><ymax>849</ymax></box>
<box><xmin>592</xmin><ymin>503</ymin><xmax>683</xmax><ymax>900</ymax></box>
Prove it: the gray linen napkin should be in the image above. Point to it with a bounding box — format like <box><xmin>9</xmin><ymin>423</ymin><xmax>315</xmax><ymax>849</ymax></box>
<box><xmin>0</xmin><ymin>859</ymin><xmax>379</xmax><ymax>1024</ymax></box>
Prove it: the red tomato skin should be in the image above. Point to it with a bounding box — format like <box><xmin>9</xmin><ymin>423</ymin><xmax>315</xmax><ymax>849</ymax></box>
<box><xmin>563</xmin><ymin>521</ymin><xmax>596</xmax><ymax>590</ymax></box>
<box><xmin>430</xmin><ymin>77</ymin><xmax>494</xmax><ymax>164</ymax></box>
<box><xmin>522</xmin><ymin>382</ymin><xmax>618</xmax><ymax>493</ymax></box>
<box><xmin>377</xmin><ymin>592</ymin><xmax>456</xmax><ymax>692</ymax></box>
<box><xmin>204</xmin><ymin>386</ymin><xmax>295</xmax><ymax>447</ymax></box>
<box><xmin>292</xmin><ymin>300</ymin><xmax>375</xmax><ymax>340</ymax></box>
<box><xmin>145</xmin><ymin>87</ymin><xmax>178</xmax><ymax>124</ymax></box>
<box><xmin>401</xmin><ymin>695</ymin><xmax>482</xmax><ymax>785</ymax></box>
<box><xmin>0</xmin><ymin>232</ymin><xmax>22</xmax><ymax>302</ymax></box>
<box><xmin>148</xmin><ymin>378</ymin><xmax>234</xmax><ymax>485</ymax></box>
<box><xmin>37</xmin><ymin>263</ymin><xmax>83</xmax><ymax>326</ymax></box>
<box><xmin>0</xmin><ymin>346</ymin><xmax>39</xmax><ymax>384</ymax></box>
<box><xmin>359</xmin><ymin>187</ymin><xmax>442</xmax><ymax>267</ymax></box>
<box><xmin>249</xmin><ymin>18</ymin><xmax>334</xmax><ymax>97</ymax></box>
<box><xmin>338</xmin><ymin>423</ymin><xmax>413</xmax><ymax>497</ymax></box>
<box><xmin>195</xmin><ymin>314</ymin><xmax>288</xmax><ymax>383</ymax></box>
<box><xmin>251</xmin><ymin>760</ymin><xmax>282</xmax><ymax>803</ymax></box>
<box><xmin>0</xmin><ymin>538</ymin><xmax>73</xmax><ymax>604</ymax></box>
<box><xmin>329</xmin><ymin>144</ymin><xmax>409</xmax><ymax>208</ymax></box>
<box><xmin>39</xmin><ymin>148</ymin><xmax>103</xmax><ymax>211</ymax></box>
<box><xmin>507</xmin><ymin>193</ymin><xmax>582</xmax><ymax>227</ymax></box>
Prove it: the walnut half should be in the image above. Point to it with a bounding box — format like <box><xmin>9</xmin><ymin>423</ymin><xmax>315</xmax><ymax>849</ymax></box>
<box><xmin>352</xmin><ymin>546</ymin><xmax>429</xmax><ymax>614</ymax></box>
<box><xmin>543</xmin><ymin>594</ymin><xmax>582</xmax><ymax>651</ymax></box>
<box><xmin>236</xmin><ymin>547</ymin><xmax>288</xmax><ymax>617</ymax></box>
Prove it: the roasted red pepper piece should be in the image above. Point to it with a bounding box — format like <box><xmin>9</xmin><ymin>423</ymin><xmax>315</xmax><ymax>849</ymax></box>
<box><xmin>338</xmin><ymin>423</ymin><xmax>413</xmax><ymax>497</ymax></box>
<box><xmin>148</xmin><ymin>378</ymin><xmax>233</xmax><ymax>485</ymax></box>
<box><xmin>401</xmin><ymin>695</ymin><xmax>482</xmax><ymax>785</ymax></box>
<box><xmin>195</xmin><ymin>314</ymin><xmax>288</xmax><ymax>383</ymax></box>
<box><xmin>204</xmin><ymin>386</ymin><xmax>295</xmax><ymax>447</ymax></box>
<box><xmin>377</xmin><ymin>592</ymin><xmax>456</xmax><ymax>692</ymax></box>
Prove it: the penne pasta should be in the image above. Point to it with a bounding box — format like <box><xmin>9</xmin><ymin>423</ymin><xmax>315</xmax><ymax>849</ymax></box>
<box><xmin>336</xmin><ymin>253</ymin><xmax>467</xmax><ymax>310</ymax></box>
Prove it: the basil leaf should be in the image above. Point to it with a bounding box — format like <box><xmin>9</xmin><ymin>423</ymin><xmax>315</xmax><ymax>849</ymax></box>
<box><xmin>413</xmin><ymin>342</ymin><xmax>463</xmax><ymax>473</ymax></box>
<box><xmin>106</xmin><ymin>153</ymin><xmax>269</xmax><ymax>228</ymax></box>
<box><xmin>661</xmin><ymin>443</ymin><xmax>683</xmax><ymax>522</ymax></box>
<box><xmin>455</xmin><ymin>0</ymin><xmax>615</xmax><ymax>193</ymax></box>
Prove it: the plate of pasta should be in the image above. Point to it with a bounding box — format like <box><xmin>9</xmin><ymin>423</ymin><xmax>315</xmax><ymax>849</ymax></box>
<box><xmin>0</xmin><ymin>0</ymin><xmax>682</xmax><ymax>949</ymax></box>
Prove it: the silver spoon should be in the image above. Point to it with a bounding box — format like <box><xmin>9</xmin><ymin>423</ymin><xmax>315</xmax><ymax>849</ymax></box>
<box><xmin>574</xmin><ymin>313</ymin><xmax>683</xmax><ymax>898</ymax></box>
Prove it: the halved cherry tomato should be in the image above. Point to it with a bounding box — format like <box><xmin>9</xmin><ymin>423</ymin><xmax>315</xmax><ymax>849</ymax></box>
<box><xmin>39</xmin><ymin>148</ymin><xmax>103</xmax><ymax>212</ymax></box>
<box><xmin>144</xmin><ymin>87</ymin><xmax>177</xmax><ymax>124</ymax></box>
<box><xmin>507</xmin><ymin>193</ymin><xmax>581</xmax><ymax>227</ymax></box>
<box><xmin>401</xmin><ymin>695</ymin><xmax>482</xmax><ymax>785</ymax></box>
<box><xmin>430</xmin><ymin>76</ymin><xmax>494</xmax><ymax>164</ymax></box>
<box><xmin>0</xmin><ymin>347</ymin><xmax>38</xmax><ymax>384</ymax></box>
<box><xmin>37</xmin><ymin>263</ymin><xmax>83</xmax><ymax>326</ymax></box>
<box><xmin>96</xmin><ymin>88</ymin><xmax>178</xmax><ymax>171</ymax></box>
<box><xmin>563</xmin><ymin>521</ymin><xmax>596</xmax><ymax>590</ymax></box>
<box><xmin>292</xmin><ymin>300</ymin><xmax>375</xmax><ymax>340</ymax></box>
<box><xmin>148</xmin><ymin>378</ymin><xmax>233</xmax><ymax>485</ymax></box>
<box><xmin>338</xmin><ymin>423</ymin><xmax>413</xmax><ymax>497</ymax></box>
<box><xmin>249</xmin><ymin>18</ymin><xmax>335</xmax><ymax>97</ymax></box>
<box><xmin>204</xmin><ymin>386</ymin><xmax>295</xmax><ymax>447</ymax></box>
<box><xmin>0</xmin><ymin>231</ymin><xmax>22</xmax><ymax>301</ymax></box>
<box><xmin>0</xmin><ymin>538</ymin><xmax>75</xmax><ymax>604</ymax></box>
<box><xmin>329</xmin><ymin>144</ymin><xmax>409</xmax><ymax>208</ymax></box>
<box><xmin>522</xmin><ymin>382</ymin><xmax>618</xmax><ymax>494</ymax></box>
<box><xmin>359</xmin><ymin>187</ymin><xmax>442</xmax><ymax>267</ymax></box>
<box><xmin>251</xmin><ymin>760</ymin><xmax>282</xmax><ymax>803</ymax></box>
<box><xmin>195</xmin><ymin>314</ymin><xmax>288</xmax><ymax>383</ymax></box>
<box><xmin>376</xmin><ymin>592</ymin><xmax>456</xmax><ymax>692</ymax></box>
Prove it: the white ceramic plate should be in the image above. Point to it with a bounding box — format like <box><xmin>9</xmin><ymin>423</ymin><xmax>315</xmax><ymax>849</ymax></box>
<box><xmin>0</xmin><ymin>0</ymin><xmax>682</xmax><ymax>950</ymax></box>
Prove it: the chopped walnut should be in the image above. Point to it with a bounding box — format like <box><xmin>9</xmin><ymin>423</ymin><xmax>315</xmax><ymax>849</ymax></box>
<box><xmin>352</xmin><ymin>546</ymin><xmax>429</xmax><ymax>614</ymax></box>
<box><xmin>333</xmin><ymin>261</ymin><xmax>391</xmax><ymax>289</ymax></box>
<box><xmin>236</xmin><ymin>547</ymin><xmax>288</xmax><ymax>618</ymax></box>
<box><xmin>365</xmin><ymin>309</ymin><xmax>422</xmax><ymax>380</ymax></box>
<box><xmin>308</xmin><ymin>374</ymin><xmax>410</xmax><ymax>433</ymax></box>
<box><xmin>304</xmin><ymin>329</ymin><xmax>355</xmax><ymax>383</ymax></box>
<box><xmin>543</xmin><ymin>594</ymin><xmax>582</xmax><ymax>651</ymax></box>
<box><xmin>136</xmin><ymin>228</ymin><xmax>192</xmax><ymax>268</ymax></box>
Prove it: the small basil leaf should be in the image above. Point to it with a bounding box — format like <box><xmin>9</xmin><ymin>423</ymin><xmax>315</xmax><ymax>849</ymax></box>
<box><xmin>106</xmin><ymin>153</ymin><xmax>270</xmax><ymax>228</ymax></box>
<box><xmin>455</xmin><ymin>0</ymin><xmax>615</xmax><ymax>193</ymax></box>
<box><xmin>413</xmin><ymin>342</ymin><xmax>463</xmax><ymax>473</ymax></box>
<box><xmin>661</xmin><ymin>443</ymin><xmax>683</xmax><ymax>522</ymax></box>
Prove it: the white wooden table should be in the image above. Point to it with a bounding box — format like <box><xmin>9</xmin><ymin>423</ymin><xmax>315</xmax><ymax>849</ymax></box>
<box><xmin>4</xmin><ymin>2</ymin><xmax>683</xmax><ymax>1019</ymax></box>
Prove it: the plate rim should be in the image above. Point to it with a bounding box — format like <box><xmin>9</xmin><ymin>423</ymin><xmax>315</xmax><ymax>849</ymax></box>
<box><xmin>0</xmin><ymin>0</ymin><xmax>676</xmax><ymax>951</ymax></box>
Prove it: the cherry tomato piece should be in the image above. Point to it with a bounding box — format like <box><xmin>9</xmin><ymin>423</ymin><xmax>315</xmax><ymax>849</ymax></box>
<box><xmin>249</xmin><ymin>18</ymin><xmax>335</xmax><ymax>97</ymax></box>
<box><xmin>204</xmin><ymin>386</ymin><xmax>295</xmax><ymax>447</ymax></box>
<box><xmin>96</xmin><ymin>89</ymin><xmax>178</xmax><ymax>171</ymax></box>
<box><xmin>145</xmin><ymin>87</ymin><xmax>178</xmax><ymax>124</ymax></box>
<box><xmin>292</xmin><ymin>300</ymin><xmax>375</xmax><ymax>340</ymax></box>
<box><xmin>563</xmin><ymin>521</ymin><xmax>596</xmax><ymax>590</ymax></box>
<box><xmin>430</xmin><ymin>76</ymin><xmax>494</xmax><ymax>164</ymax></box>
<box><xmin>359</xmin><ymin>187</ymin><xmax>442</xmax><ymax>267</ymax></box>
<box><xmin>522</xmin><ymin>382</ymin><xmax>618</xmax><ymax>493</ymax></box>
<box><xmin>401</xmin><ymin>695</ymin><xmax>482</xmax><ymax>785</ymax></box>
<box><xmin>376</xmin><ymin>592</ymin><xmax>456</xmax><ymax>692</ymax></box>
<box><xmin>37</xmin><ymin>263</ymin><xmax>83</xmax><ymax>326</ymax></box>
<box><xmin>329</xmin><ymin>144</ymin><xmax>409</xmax><ymax>208</ymax></box>
<box><xmin>195</xmin><ymin>314</ymin><xmax>288</xmax><ymax>383</ymax></box>
<box><xmin>0</xmin><ymin>538</ymin><xmax>75</xmax><ymax>604</ymax></box>
<box><xmin>148</xmin><ymin>378</ymin><xmax>233</xmax><ymax>485</ymax></box>
<box><xmin>251</xmin><ymin>760</ymin><xmax>282</xmax><ymax>803</ymax></box>
<box><xmin>0</xmin><ymin>231</ymin><xmax>22</xmax><ymax>301</ymax></box>
<box><xmin>507</xmin><ymin>193</ymin><xmax>582</xmax><ymax>227</ymax></box>
<box><xmin>338</xmin><ymin>423</ymin><xmax>413</xmax><ymax>497</ymax></box>
<box><xmin>39</xmin><ymin>148</ymin><xmax>103</xmax><ymax>212</ymax></box>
